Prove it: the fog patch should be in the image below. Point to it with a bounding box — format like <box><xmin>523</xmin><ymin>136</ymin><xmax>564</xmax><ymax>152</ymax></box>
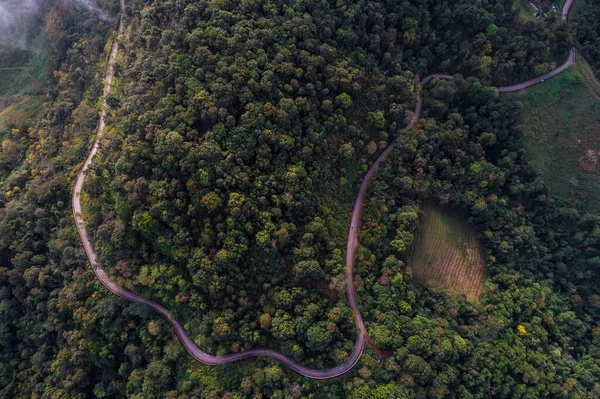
<box><xmin>76</xmin><ymin>0</ymin><xmax>112</xmax><ymax>21</ymax></box>
<box><xmin>0</xmin><ymin>0</ymin><xmax>112</xmax><ymax>52</ymax></box>
<box><xmin>0</xmin><ymin>0</ymin><xmax>43</xmax><ymax>50</ymax></box>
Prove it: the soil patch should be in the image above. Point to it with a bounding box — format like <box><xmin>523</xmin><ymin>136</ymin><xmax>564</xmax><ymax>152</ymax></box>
<box><xmin>408</xmin><ymin>202</ymin><xmax>487</xmax><ymax>302</ymax></box>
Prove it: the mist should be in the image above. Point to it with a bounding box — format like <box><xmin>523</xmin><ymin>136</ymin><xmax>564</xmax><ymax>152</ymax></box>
<box><xmin>0</xmin><ymin>0</ymin><xmax>43</xmax><ymax>50</ymax></box>
<box><xmin>77</xmin><ymin>0</ymin><xmax>112</xmax><ymax>21</ymax></box>
<box><xmin>0</xmin><ymin>0</ymin><xmax>111</xmax><ymax>52</ymax></box>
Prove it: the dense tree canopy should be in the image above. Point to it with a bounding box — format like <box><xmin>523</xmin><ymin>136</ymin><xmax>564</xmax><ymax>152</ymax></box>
<box><xmin>573</xmin><ymin>0</ymin><xmax>600</xmax><ymax>73</ymax></box>
<box><xmin>1</xmin><ymin>0</ymin><xmax>598</xmax><ymax>398</ymax></box>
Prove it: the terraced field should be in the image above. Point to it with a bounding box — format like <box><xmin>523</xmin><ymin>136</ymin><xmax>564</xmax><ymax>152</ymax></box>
<box><xmin>409</xmin><ymin>203</ymin><xmax>487</xmax><ymax>301</ymax></box>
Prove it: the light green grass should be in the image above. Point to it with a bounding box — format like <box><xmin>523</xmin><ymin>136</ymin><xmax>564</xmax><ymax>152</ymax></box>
<box><xmin>0</xmin><ymin>26</ymin><xmax>51</xmax><ymax>131</ymax></box>
<box><xmin>0</xmin><ymin>95</ymin><xmax>45</xmax><ymax>130</ymax></box>
<box><xmin>514</xmin><ymin>0</ymin><xmax>540</xmax><ymax>23</ymax></box>
<box><xmin>0</xmin><ymin>29</ymin><xmax>51</xmax><ymax>96</ymax></box>
<box><xmin>25</xmin><ymin>31</ymin><xmax>54</xmax><ymax>86</ymax></box>
<box><xmin>517</xmin><ymin>66</ymin><xmax>600</xmax><ymax>212</ymax></box>
<box><xmin>0</xmin><ymin>70</ymin><xmax>40</xmax><ymax>96</ymax></box>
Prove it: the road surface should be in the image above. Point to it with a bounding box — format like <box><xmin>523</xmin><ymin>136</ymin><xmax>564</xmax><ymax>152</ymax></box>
<box><xmin>497</xmin><ymin>48</ymin><xmax>576</xmax><ymax>92</ymax></box>
<box><xmin>562</xmin><ymin>0</ymin><xmax>575</xmax><ymax>22</ymax></box>
<box><xmin>72</xmin><ymin>0</ymin><xmax>578</xmax><ymax>379</ymax></box>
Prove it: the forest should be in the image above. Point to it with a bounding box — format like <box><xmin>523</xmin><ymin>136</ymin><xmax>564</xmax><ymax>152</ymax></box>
<box><xmin>573</xmin><ymin>0</ymin><xmax>600</xmax><ymax>74</ymax></box>
<box><xmin>1</xmin><ymin>0</ymin><xmax>600</xmax><ymax>398</ymax></box>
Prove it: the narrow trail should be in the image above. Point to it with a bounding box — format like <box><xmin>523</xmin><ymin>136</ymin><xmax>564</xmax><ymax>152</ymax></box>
<box><xmin>72</xmin><ymin>0</ymin><xmax>578</xmax><ymax>379</ymax></box>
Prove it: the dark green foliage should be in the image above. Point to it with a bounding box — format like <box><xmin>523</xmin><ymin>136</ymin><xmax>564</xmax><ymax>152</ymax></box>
<box><xmin>573</xmin><ymin>0</ymin><xmax>600</xmax><ymax>74</ymax></box>
<box><xmin>355</xmin><ymin>76</ymin><xmax>600</xmax><ymax>397</ymax></box>
<box><xmin>1</xmin><ymin>0</ymin><xmax>599</xmax><ymax>398</ymax></box>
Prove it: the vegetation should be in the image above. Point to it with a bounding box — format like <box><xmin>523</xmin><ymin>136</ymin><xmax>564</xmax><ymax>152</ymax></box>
<box><xmin>409</xmin><ymin>202</ymin><xmax>487</xmax><ymax>301</ymax></box>
<box><xmin>518</xmin><ymin>65</ymin><xmax>600</xmax><ymax>212</ymax></box>
<box><xmin>1</xmin><ymin>0</ymin><xmax>600</xmax><ymax>398</ymax></box>
<box><xmin>0</xmin><ymin>14</ymin><xmax>51</xmax><ymax>149</ymax></box>
<box><xmin>573</xmin><ymin>0</ymin><xmax>600</xmax><ymax>74</ymax></box>
<box><xmin>354</xmin><ymin>74</ymin><xmax>600</xmax><ymax>397</ymax></box>
<box><xmin>513</xmin><ymin>0</ymin><xmax>546</xmax><ymax>24</ymax></box>
<box><xmin>0</xmin><ymin>94</ymin><xmax>46</xmax><ymax>130</ymax></box>
<box><xmin>0</xmin><ymin>15</ymin><xmax>52</xmax><ymax>95</ymax></box>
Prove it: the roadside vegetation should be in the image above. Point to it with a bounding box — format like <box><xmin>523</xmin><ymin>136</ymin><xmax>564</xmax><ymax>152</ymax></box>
<box><xmin>572</xmin><ymin>0</ymin><xmax>600</xmax><ymax>75</ymax></box>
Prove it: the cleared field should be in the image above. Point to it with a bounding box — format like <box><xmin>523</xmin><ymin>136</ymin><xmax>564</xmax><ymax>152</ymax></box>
<box><xmin>517</xmin><ymin>65</ymin><xmax>600</xmax><ymax>212</ymax></box>
<box><xmin>0</xmin><ymin>68</ymin><xmax>45</xmax><ymax>96</ymax></box>
<box><xmin>0</xmin><ymin>95</ymin><xmax>45</xmax><ymax>130</ymax></box>
<box><xmin>0</xmin><ymin>31</ymin><xmax>51</xmax><ymax>131</ymax></box>
<box><xmin>408</xmin><ymin>203</ymin><xmax>487</xmax><ymax>301</ymax></box>
<box><xmin>0</xmin><ymin>29</ymin><xmax>51</xmax><ymax>97</ymax></box>
<box><xmin>514</xmin><ymin>0</ymin><xmax>540</xmax><ymax>24</ymax></box>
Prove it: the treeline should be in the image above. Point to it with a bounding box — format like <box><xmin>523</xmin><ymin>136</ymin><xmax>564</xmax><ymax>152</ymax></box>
<box><xmin>573</xmin><ymin>0</ymin><xmax>600</xmax><ymax>74</ymax></box>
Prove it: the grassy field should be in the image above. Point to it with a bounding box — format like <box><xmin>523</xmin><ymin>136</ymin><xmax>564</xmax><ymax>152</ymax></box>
<box><xmin>0</xmin><ymin>29</ymin><xmax>51</xmax><ymax>130</ymax></box>
<box><xmin>0</xmin><ymin>95</ymin><xmax>46</xmax><ymax>130</ymax></box>
<box><xmin>0</xmin><ymin>35</ymin><xmax>51</xmax><ymax>96</ymax></box>
<box><xmin>513</xmin><ymin>0</ymin><xmax>566</xmax><ymax>23</ymax></box>
<box><xmin>516</xmin><ymin>65</ymin><xmax>600</xmax><ymax>212</ymax></box>
<box><xmin>514</xmin><ymin>0</ymin><xmax>540</xmax><ymax>23</ymax></box>
<box><xmin>408</xmin><ymin>203</ymin><xmax>487</xmax><ymax>302</ymax></box>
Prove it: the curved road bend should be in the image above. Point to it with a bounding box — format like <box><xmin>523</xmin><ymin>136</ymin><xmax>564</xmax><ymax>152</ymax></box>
<box><xmin>497</xmin><ymin>49</ymin><xmax>576</xmax><ymax>93</ymax></box>
<box><xmin>562</xmin><ymin>0</ymin><xmax>575</xmax><ymax>22</ymax></box>
<box><xmin>73</xmin><ymin>0</ymin><xmax>577</xmax><ymax>379</ymax></box>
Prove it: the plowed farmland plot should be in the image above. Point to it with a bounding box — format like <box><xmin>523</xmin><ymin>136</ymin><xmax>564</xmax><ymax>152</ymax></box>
<box><xmin>409</xmin><ymin>203</ymin><xmax>487</xmax><ymax>301</ymax></box>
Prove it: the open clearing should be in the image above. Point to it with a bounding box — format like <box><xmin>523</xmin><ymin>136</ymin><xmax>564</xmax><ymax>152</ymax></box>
<box><xmin>408</xmin><ymin>202</ymin><xmax>487</xmax><ymax>302</ymax></box>
<box><xmin>0</xmin><ymin>31</ymin><xmax>51</xmax><ymax>96</ymax></box>
<box><xmin>0</xmin><ymin>30</ymin><xmax>51</xmax><ymax>131</ymax></box>
<box><xmin>514</xmin><ymin>0</ymin><xmax>541</xmax><ymax>24</ymax></box>
<box><xmin>517</xmin><ymin>65</ymin><xmax>600</xmax><ymax>212</ymax></box>
<box><xmin>0</xmin><ymin>95</ymin><xmax>45</xmax><ymax>130</ymax></box>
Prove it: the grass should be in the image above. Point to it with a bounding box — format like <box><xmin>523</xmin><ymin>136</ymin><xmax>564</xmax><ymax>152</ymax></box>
<box><xmin>570</xmin><ymin>0</ymin><xmax>586</xmax><ymax>15</ymax></box>
<box><xmin>513</xmin><ymin>0</ymin><xmax>566</xmax><ymax>23</ymax></box>
<box><xmin>409</xmin><ymin>202</ymin><xmax>487</xmax><ymax>302</ymax></box>
<box><xmin>0</xmin><ymin>28</ymin><xmax>52</xmax><ymax>131</ymax></box>
<box><xmin>0</xmin><ymin>28</ymin><xmax>52</xmax><ymax>96</ymax></box>
<box><xmin>0</xmin><ymin>95</ymin><xmax>46</xmax><ymax>130</ymax></box>
<box><xmin>514</xmin><ymin>0</ymin><xmax>540</xmax><ymax>23</ymax></box>
<box><xmin>0</xmin><ymin>70</ymin><xmax>43</xmax><ymax>96</ymax></box>
<box><xmin>516</xmin><ymin>65</ymin><xmax>600</xmax><ymax>212</ymax></box>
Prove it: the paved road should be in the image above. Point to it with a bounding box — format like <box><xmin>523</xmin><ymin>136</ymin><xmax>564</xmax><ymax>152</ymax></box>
<box><xmin>497</xmin><ymin>48</ymin><xmax>576</xmax><ymax>93</ymax></box>
<box><xmin>72</xmin><ymin>0</ymin><xmax>578</xmax><ymax>379</ymax></box>
<box><xmin>562</xmin><ymin>0</ymin><xmax>575</xmax><ymax>22</ymax></box>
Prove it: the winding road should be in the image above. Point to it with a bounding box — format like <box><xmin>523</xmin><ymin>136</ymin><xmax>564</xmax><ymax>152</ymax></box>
<box><xmin>72</xmin><ymin>0</ymin><xmax>577</xmax><ymax>379</ymax></box>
